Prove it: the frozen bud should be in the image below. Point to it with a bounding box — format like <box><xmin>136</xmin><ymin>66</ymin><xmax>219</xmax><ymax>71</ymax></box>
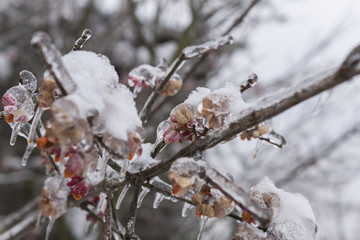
<box><xmin>64</xmin><ymin>153</ymin><xmax>84</xmax><ymax>178</ymax></box>
<box><xmin>196</xmin><ymin>203</ymin><xmax>215</xmax><ymax>218</ymax></box>
<box><xmin>102</xmin><ymin>132</ymin><xmax>129</xmax><ymax>157</ymax></box>
<box><xmin>2</xmin><ymin>86</ymin><xmax>35</xmax><ymax>122</ymax></box>
<box><xmin>191</xmin><ymin>194</ymin><xmax>203</xmax><ymax>205</ymax></box>
<box><xmin>170</xmin><ymin>103</ymin><xmax>195</xmax><ymax>125</ymax></box>
<box><xmin>19</xmin><ymin>70</ymin><xmax>37</xmax><ymax>93</ymax></box>
<box><xmin>67</xmin><ymin>176</ymin><xmax>90</xmax><ymax>200</ymax></box>
<box><xmin>127</xmin><ymin>128</ymin><xmax>145</xmax><ymax>160</ymax></box>
<box><xmin>160</xmin><ymin>74</ymin><xmax>183</xmax><ymax>96</ymax></box>
<box><xmin>38</xmin><ymin>77</ymin><xmax>59</xmax><ymax>108</ymax></box>
<box><xmin>169</xmin><ymin>169</ymin><xmax>192</xmax><ymax>197</ymax></box>
<box><xmin>213</xmin><ymin>197</ymin><xmax>233</xmax><ymax>218</ymax></box>
<box><xmin>39</xmin><ymin>176</ymin><xmax>68</xmax><ymax>219</ymax></box>
<box><xmin>201</xmin><ymin>94</ymin><xmax>230</xmax><ymax>129</ymax></box>
<box><xmin>233</xmin><ymin>222</ymin><xmax>267</xmax><ymax>240</ymax></box>
<box><xmin>128</xmin><ymin>64</ymin><xmax>165</xmax><ymax>96</ymax></box>
<box><xmin>46</xmin><ymin>99</ymin><xmax>93</xmax><ymax>149</ymax></box>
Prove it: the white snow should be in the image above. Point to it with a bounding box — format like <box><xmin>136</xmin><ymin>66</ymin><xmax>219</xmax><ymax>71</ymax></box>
<box><xmin>61</xmin><ymin>50</ymin><xmax>142</xmax><ymax>140</ymax></box>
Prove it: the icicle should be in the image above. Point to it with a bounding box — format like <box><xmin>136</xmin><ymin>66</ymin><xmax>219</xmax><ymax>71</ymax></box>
<box><xmin>252</xmin><ymin>140</ymin><xmax>264</xmax><ymax>160</ymax></box>
<box><xmin>181</xmin><ymin>202</ymin><xmax>194</xmax><ymax>217</ymax></box>
<box><xmin>137</xmin><ymin>187</ymin><xmax>150</xmax><ymax>208</ymax></box>
<box><xmin>10</xmin><ymin>122</ymin><xmax>22</xmax><ymax>146</ymax></box>
<box><xmin>45</xmin><ymin>217</ymin><xmax>55</xmax><ymax>240</ymax></box>
<box><xmin>182</xmin><ymin>35</ymin><xmax>233</xmax><ymax>59</ymax></box>
<box><xmin>197</xmin><ymin>216</ymin><xmax>208</xmax><ymax>240</ymax></box>
<box><xmin>153</xmin><ymin>193</ymin><xmax>165</xmax><ymax>209</ymax></box>
<box><xmin>100</xmin><ymin>148</ymin><xmax>110</xmax><ymax>178</ymax></box>
<box><xmin>28</xmin><ymin>106</ymin><xmax>44</xmax><ymax>143</ymax></box>
<box><xmin>116</xmin><ymin>184</ymin><xmax>130</xmax><ymax>209</ymax></box>
<box><xmin>21</xmin><ymin>142</ymin><xmax>36</xmax><ymax>166</ymax></box>
<box><xmin>35</xmin><ymin>213</ymin><xmax>42</xmax><ymax>229</ymax></box>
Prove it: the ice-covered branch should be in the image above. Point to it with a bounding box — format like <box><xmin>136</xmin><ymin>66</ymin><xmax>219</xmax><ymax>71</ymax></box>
<box><xmin>0</xmin><ymin>211</ymin><xmax>38</xmax><ymax>240</ymax></box>
<box><xmin>140</xmin><ymin>43</ymin><xmax>360</xmax><ymax>178</ymax></box>
<box><xmin>31</xmin><ymin>31</ymin><xmax>76</xmax><ymax>96</ymax></box>
<box><xmin>139</xmin><ymin>35</ymin><xmax>233</xmax><ymax>122</ymax></box>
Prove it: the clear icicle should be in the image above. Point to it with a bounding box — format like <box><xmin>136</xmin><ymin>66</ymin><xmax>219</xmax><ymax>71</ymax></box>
<box><xmin>45</xmin><ymin>217</ymin><xmax>55</xmax><ymax>240</ymax></box>
<box><xmin>182</xmin><ymin>35</ymin><xmax>233</xmax><ymax>59</ymax></box>
<box><xmin>21</xmin><ymin>142</ymin><xmax>36</xmax><ymax>166</ymax></box>
<box><xmin>116</xmin><ymin>184</ymin><xmax>130</xmax><ymax>209</ymax></box>
<box><xmin>197</xmin><ymin>216</ymin><xmax>208</xmax><ymax>240</ymax></box>
<box><xmin>28</xmin><ymin>106</ymin><xmax>44</xmax><ymax>143</ymax></box>
<box><xmin>35</xmin><ymin>213</ymin><xmax>42</xmax><ymax>229</ymax></box>
<box><xmin>10</xmin><ymin>122</ymin><xmax>22</xmax><ymax>146</ymax></box>
<box><xmin>181</xmin><ymin>202</ymin><xmax>194</xmax><ymax>217</ymax></box>
<box><xmin>153</xmin><ymin>193</ymin><xmax>165</xmax><ymax>209</ymax></box>
<box><xmin>252</xmin><ymin>140</ymin><xmax>264</xmax><ymax>160</ymax></box>
<box><xmin>137</xmin><ymin>187</ymin><xmax>150</xmax><ymax>208</ymax></box>
<box><xmin>100</xmin><ymin>149</ymin><xmax>110</xmax><ymax>178</ymax></box>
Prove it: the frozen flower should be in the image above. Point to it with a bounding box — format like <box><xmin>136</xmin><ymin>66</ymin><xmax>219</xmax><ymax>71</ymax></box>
<box><xmin>67</xmin><ymin>176</ymin><xmax>90</xmax><ymax>200</ymax></box>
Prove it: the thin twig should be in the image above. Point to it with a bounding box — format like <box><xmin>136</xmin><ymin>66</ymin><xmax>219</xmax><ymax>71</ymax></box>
<box><xmin>72</xmin><ymin>29</ymin><xmax>92</xmax><ymax>51</ymax></box>
<box><xmin>139</xmin><ymin>54</ymin><xmax>186</xmax><ymax>122</ymax></box>
<box><xmin>125</xmin><ymin>181</ymin><xmax>142</xmax><ymax>240</ymax></box>
<box><xmin>101</xmin><ymin>193</ymin><xmax>112</xmax><ymax>239</ymax></box>
<box><xmin>222</xmin><ymin>0</ymin><xmax>261</xmax><ymax>36</ymax></box>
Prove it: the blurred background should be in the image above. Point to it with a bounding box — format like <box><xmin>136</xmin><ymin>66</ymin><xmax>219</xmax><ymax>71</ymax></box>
<box><xmin>1</xmin><ymin>0</ymin><xmax>360</xmax><ymax>239</ymax></box>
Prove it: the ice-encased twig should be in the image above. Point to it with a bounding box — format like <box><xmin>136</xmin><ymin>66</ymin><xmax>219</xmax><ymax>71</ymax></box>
<box><xmin>21</xmin><ymin>142</ymin><xmax>36</xmax><ymax>166</ymax></box>
<box><xmin>0</xmin><ymin>211</ymin><xmax>38</xmax><ymax>239</ymax></box>
<box><xmin>240</xmin><ymin>73</ymin><xmax>258</xmax><ymax>93</ymax></box>
<box><xmin>73</xmin><ymin>29</ymin><xmax>92</xmax><ymax>51</ymax></box>
<box><xmin>182</xmin><ymin>35</ymin><xmax>233</xmax><ymax>60</ymax></box>
<box><xmin>31</xmin><ymin>31</ymin><xmax>77</xmax><ymax>96</ymax></box>
<box><xmin>10</xmin><ymin>122</ymin><xmax>22</xmax><ymax>146</ymax></box>
<box><xmin>28</xmin><ymin>106</ymin><xmax>44</xmax><ymax>143</ymax></box>
<box><xmin>139</xmin><ymin>35</ymin><xmax>233</xmax><ymax>122</ymax></box>
<box><xmin>196</xmin><ymin>216</ymin><xmax>208</xmax><ymax>240</ymax></box>
<box><xmin>140</xmin><ymin>43</ymin><xmax>360</xmax><ymax>180</ymax></box>
<box><xmin>201</xmin><ymin>163</ymin><xmax>271</xmax><ymax>227</ymax></box>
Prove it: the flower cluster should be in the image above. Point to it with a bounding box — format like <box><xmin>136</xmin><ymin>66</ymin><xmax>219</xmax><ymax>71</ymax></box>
<box><xmin>168</xmin><ymin>158</ymin><xmax>234</xmax><ymax>219</ymax></box>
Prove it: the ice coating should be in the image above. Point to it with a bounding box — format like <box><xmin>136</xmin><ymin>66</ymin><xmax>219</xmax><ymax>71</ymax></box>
<box><xmin>137</xmin><ymin>187</ymin><xmax>150</xmax><ymax>208</ymax></box>
<box><xmin>127</xmin><ymin>143</ymin><xmax>157</xmax><ymax>174</ymax></box>
<box><xmin>251</xmin><ymin>177</ymin><xmax>316</xmax><ymax>240</ymax></box>
<box><xmin>19</xmin><ymin>70</ymin><xmax>38</xmax><ymax>93</ymax></box>
<box><xmin>73</xmin><ymin>29</ymin><xmax>92</xmax><ymax>51</ymax></box>
<box><xmin>182</xmin><ymin>35</ymin><xmax>233</xmax><ymax>59</ymax></box>
<box><xmin>181</xmin><ymin>202</ymin><xmax>194</xmax><ymax>217</ymax></box>
<box><xmin>2</xmin><ymin>86</ymin><xmax>35</xmax><ymax>123</ymax></box>
<box><xmin>153</xmin><ymin>192</ymin><xmax>165</xmax><ymax>209</ymax></box>
<box><xmin>60</xmin><ymin>50</ymin><xmax>142</xmax><ymax>141</ymax></box>
<box><xmin>116</xmin><ymin>184</ymin><xmax>130</xmax><ymax>210</ymax></box>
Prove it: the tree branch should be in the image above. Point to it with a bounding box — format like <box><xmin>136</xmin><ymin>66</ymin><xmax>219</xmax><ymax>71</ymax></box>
<box><xmin>140</xmin><ymin>44</ymin><xmax>360</xmax><ymax>179</ymax></box>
